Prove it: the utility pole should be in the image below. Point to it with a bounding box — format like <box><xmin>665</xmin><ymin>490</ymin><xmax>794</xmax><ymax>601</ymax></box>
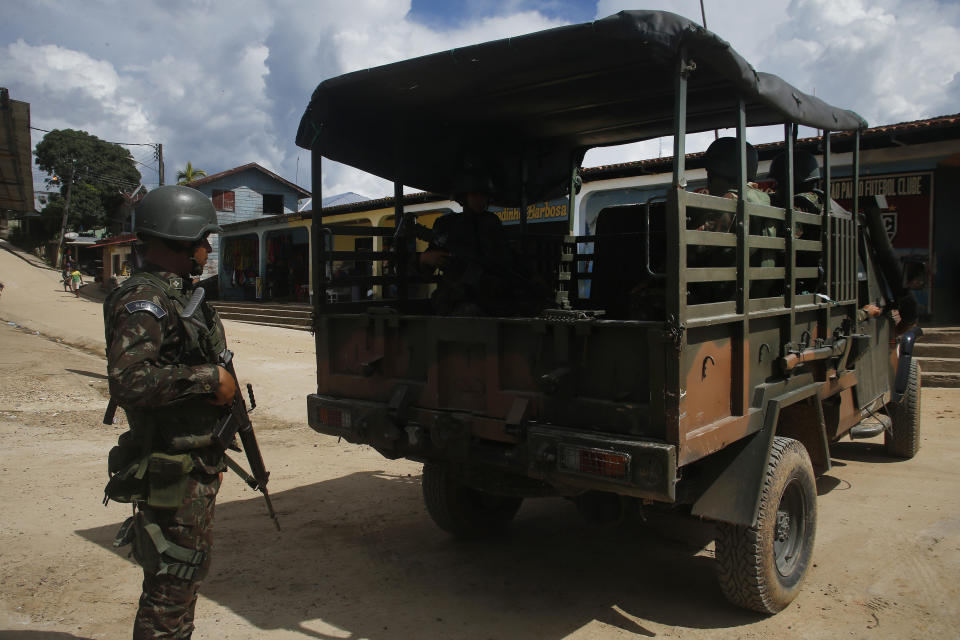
<box><xmin>156</xmin><ymin>143</ymin><xmax>164</xmax><ymax>186</ymax></box>
<box><xmin>56</xmin><ymin>163</ymin><xmax>75</xmax><ymax>269</ymax></box>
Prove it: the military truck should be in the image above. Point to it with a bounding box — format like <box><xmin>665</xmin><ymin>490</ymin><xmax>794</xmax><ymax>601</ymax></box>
<box><xmin>295</xmin><ymin>11</ymin><xmax>921</xmax><ymax>613</ymax></box>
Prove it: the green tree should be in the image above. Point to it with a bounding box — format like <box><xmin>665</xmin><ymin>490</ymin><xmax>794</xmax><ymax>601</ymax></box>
<box><xmin>34</xmin><ymin>129</ymin><xmax>141</xmax><ymax>233</ymax></box>
<box><xmin>177</xmin><ymin>162</ymin><xmax>207</xmax><ymax>185</ymax></box>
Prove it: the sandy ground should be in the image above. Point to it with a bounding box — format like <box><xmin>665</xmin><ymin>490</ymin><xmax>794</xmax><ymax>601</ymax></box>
<box><xmin>1</xmin><ymin>241</ymin><xmax>959</xmax><ymax>640</ymax></box>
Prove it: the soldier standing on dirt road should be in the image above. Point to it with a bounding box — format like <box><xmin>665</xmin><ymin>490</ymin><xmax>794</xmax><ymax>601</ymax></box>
<box><xmin>102</xmin><ymin>185</ymin><xmax>238</xmax><ymax>639</ymax></box>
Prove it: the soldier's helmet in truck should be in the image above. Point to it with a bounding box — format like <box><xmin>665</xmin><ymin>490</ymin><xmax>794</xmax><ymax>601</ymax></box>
<box><xmin>296</xmin><ymin>10</ymin><xmax>921</xmax><ymax>614</ymax></box>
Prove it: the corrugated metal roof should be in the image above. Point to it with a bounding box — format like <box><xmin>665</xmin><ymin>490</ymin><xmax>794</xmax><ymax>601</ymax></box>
<box><xmin>186</xmin><ymin>162</ymin><xmax>311</xmax><ymax>197</ymax></box>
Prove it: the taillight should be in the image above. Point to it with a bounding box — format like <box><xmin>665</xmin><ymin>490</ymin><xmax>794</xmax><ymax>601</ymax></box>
<box><xmin>317</xmin><ymin>406</ymin><xmax>351</xmax><ymax>429</ymax></box>
<box><xmin>558</xmin><ymin>445</ymin><xmax>631</xmax><ymax>480</ymax></box>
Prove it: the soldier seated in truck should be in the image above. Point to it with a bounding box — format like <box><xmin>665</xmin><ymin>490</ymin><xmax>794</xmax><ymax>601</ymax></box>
<box><xmin>769</xmin><ymin>149</ymin><xmax>823</xmax><ymax>218</ymax></box>
<box><xmin>418</xmin><ymin>169</ymin><xmax>547</xmax><ymax>316</ymax></box>
<box><xmin>691</xmin><ymin>137</ymin><xmax>775</xmax><ymax>302</ymax></box>
<box><xmin>696</xmin><ymin>137</ymin><xmax>770</xmax><ymax>232</ymax></box>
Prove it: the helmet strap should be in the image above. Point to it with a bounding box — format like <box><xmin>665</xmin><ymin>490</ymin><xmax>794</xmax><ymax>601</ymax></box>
<box><xmin>187</xmin><ymin>240</ymin><xmax>206</xmax><ymax>277</ymax></box>
<box><xmin>188</xmin><ymin>255</ymin><xmax>204</xmax><ymax>277</ymax></box>
<box><xmin>158</xmin><ymin>237</ymin><xmax>203</xmax><ymax>276</ymax></box>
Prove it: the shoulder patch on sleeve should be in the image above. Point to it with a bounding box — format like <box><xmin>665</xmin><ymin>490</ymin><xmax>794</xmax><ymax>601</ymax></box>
<box><xmin>123</xmin><ymin>300</ymin><xmax>167</xmax><ymax>319</ymax></box>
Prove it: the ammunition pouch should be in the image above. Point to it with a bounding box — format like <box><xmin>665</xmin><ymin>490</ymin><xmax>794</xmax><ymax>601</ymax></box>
<box><xmin>103</xmin><ymin>451</ymin><xmax>195</xmax><ymax>508</ymax></box>
<box><xmin>115</xmin><ymin>513</ymin><xmax>206</xmax><ymax>581</ymax></box>
<box><xmin>145</xmin><ymin>452</ymin><xmax>195</xmax><ymax>509</ymax></box>
<box><xmin>104</xmin><ymin>436</ymin><xmax>149</xmax><ymax>504</ymax></box>
<box><xmin>108</xmin><ymin>429</ymin><xmax>141</xmax><ymax>474</ymax></box>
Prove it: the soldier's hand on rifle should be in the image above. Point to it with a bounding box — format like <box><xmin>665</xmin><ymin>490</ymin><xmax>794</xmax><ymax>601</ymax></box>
<box><xmin>209</xmin><ymin>365</ymin><xmax>238</xmax><ymax>406</ymax></box>
<box><xmin>420</xmin><ymin>248</ymin><xmax>451</xmax><ymax>270</ymax></box>
<box><xmin>863</xmin><ymin>303</ymin><xmax>882</xmax><ymax>318</ymax></box>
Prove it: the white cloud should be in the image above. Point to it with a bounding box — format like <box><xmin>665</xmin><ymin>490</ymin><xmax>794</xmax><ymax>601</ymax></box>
<box><xmin>585</xmin><ymin>0</ymin><xmax>960</xmax><ymax>168</ymax></box>
<box><xmin>2</xmin><ymin>40</ymin><xmax>154</xmax><ymax>147</ymax></box>
<box><xmin>758</xmin><ymin>0</ymin><xmax>960</xmax><ymax>125</ymax></box>
<box><xmin>3</xmin><ymin>0</ymin><xmax>958</xmax><ymax>200</ymax></box>
<box><xmin>262</xmin><ymin>3</ymin><xmax>569</xmax><ymax>197</ymax></box>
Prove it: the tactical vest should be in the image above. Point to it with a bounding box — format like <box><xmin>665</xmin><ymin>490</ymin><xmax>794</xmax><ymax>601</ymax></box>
<box><xmin>105</xmin><ymin>271</ymin><xmax>227</xmax><ymax>445</ymax></box>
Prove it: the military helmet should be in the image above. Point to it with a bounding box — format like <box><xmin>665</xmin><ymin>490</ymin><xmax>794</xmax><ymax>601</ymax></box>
<box><xmin>704</xmin><ymin>137</ymin><xmax>759</xmax><ymax>182</ymax></box>
<box><xmin>135</xmin><ymin>185</ymin><xmax>221</xmax><ymax>242</ymax></box>
<box><xmin>769</xmin><ymin>150</ymin><xmax>820</xmax><ymax>191</ymax></box>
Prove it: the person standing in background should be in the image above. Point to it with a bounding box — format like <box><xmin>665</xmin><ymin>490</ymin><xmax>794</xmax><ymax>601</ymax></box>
<box><xmin>70</xmin><ymin>267</ymin><xmax>84</xmax><ymax>297</ymax></box>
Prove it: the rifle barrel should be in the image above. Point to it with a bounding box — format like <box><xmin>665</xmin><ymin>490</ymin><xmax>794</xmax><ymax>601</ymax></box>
<box><xmin>218</xmin><ymin>350</ymin><xmax>280</xmax><ymax>531</ymax></box>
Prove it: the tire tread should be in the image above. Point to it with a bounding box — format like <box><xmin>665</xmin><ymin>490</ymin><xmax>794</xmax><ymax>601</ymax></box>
<box><xmin>885</xmin><ymin>359</ymin><xmax>921</xmax><ymax>459</ymax></box>
<box><xmin>715</xmin><ymin>436</ymin><xmax>816</xmax><ymax>614</ymax></box>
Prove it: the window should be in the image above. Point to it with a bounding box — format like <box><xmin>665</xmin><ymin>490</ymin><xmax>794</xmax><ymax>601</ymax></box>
<box><xmin>263</xmin><ymin>193</ymin><xmax>284</xmax><ymax>215</ymax></box>
<box><xmin>213</xmin><ymin>189</ymin><xmax>235</xmax><ymax>212</ymax></box>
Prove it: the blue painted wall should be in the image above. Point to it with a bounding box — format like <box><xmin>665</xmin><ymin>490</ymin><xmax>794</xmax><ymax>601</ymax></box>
<box><xmin>190</xmin><ymin>167</ymin><xmax>305</xmax><ymax>278</ymax></box>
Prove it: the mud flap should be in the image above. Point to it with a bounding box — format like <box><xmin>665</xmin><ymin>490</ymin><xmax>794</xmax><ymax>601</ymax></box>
<box><xmin>691</xmin><ymin>384</ymin><xmax>822</xmax><ymax>526</ymax></box>
<box><xmin>690</xmin><ymin>419</ymin><xmax>778</xmax><ymax>527</ymax></box>
<box><xmin>893</xmin><ymin>327</ymin><xmax>922</xmax><ymax>403</ymax></box>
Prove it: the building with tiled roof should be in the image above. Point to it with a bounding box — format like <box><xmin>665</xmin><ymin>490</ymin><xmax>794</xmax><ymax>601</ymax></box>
<box><xmin>218</xmin><ymin>114</ymin><xmax>960</xmax><ymax>322</ymax></box>
<box><xmin>184</xmin><ymin>162</ymin><xmax>310</xmax><ymax>282</ymax></box>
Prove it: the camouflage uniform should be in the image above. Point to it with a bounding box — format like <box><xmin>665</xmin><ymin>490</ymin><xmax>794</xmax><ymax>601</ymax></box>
<box><xmin>104</xmin><ymin>267</ymin><xmax>227</xmax><ymax>639</ymax></box>
<box><xmin>726</xmin><ymin>185</ymin><xmax>771</xmax><ymax>207</ymax></box>
<box><xmin>428</xmin><ymin>210</ymin><xmax>523</xmax><ymax>316</ymax></box>
<box><xmin>690</xmin><ymin>185</ymin><xmax>773</xmax><ymax>303</ymax></box>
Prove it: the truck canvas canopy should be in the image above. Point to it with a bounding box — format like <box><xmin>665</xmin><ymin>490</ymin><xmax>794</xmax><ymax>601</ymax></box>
<box><xmin>296</xmin><ymin>9</ymin><xmax>866</xmax><ymax>207</ymax></box>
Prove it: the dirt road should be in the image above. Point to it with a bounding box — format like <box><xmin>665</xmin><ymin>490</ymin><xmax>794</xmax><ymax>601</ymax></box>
<box><xmin>1</xmin><ymin>243</ymin><xmax>959</xmax><ymax>640</ymax></box>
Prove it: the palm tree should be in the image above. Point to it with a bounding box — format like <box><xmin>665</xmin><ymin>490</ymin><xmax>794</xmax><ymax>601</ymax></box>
<box><xmin>176</xmin><ymin>162</ymin><xmax>207</xmax><ymax>185</ymax></box>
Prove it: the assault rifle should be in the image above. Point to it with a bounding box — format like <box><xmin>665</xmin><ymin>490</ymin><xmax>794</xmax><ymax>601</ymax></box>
<box><xmin>212</xmin><ymin>348</ymin><xmax>281</xmax><ymax>531</ymax></box>
<box><xmin>170</xmin><ymin>288</ymin><xmax>280</xmax><ymax>531</ymax></box>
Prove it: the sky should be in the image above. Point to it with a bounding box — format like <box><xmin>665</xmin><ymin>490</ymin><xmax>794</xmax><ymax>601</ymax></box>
<box><xmin>3</xmin><ymin>0</ymin><xmax>959</xmax><ymax>203</ymax></box>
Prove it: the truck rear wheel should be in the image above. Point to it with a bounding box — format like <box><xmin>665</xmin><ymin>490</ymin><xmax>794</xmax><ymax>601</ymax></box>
<box><xmin>885</xmin><ymin>359</ymin><xmax>921</xmax><ymax>459</ymax></box>
<box><xmin>715</xmin><ymin>436</ymin><xmax>817</xmax><ymax>613</ymax></box>
<box><xmin>421</xmin><ymin>463</ymin><xmax>523</xmax><ymax>539</ymax></box>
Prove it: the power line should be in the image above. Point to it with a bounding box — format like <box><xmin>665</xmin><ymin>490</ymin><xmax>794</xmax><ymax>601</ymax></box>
<box><xmin>31</xmin><ymin>129</ymin><xmax>166</xmax><ymax>188</ymax></box>
<box><xmin>132</xmin><ymin>158</ymin><xmax>159</xmax><ymax>173</ymax></box>
<box><xmin>29</xmin><ymin>125</ymin><xmax>159</xmax><ymax>151</ymax></box>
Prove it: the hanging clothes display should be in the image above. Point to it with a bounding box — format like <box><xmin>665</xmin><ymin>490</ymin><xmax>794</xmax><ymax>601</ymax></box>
<box><xmin>222</xmin><ymin>235</ymin><xmax>259</xmax><ymax>298</ymax></box>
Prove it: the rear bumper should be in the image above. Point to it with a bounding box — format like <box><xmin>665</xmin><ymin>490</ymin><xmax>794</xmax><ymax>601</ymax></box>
<box><xmin>307</xmin><ymin>393</ymin><xmax>677</xmax><ymax>502</ymax></box>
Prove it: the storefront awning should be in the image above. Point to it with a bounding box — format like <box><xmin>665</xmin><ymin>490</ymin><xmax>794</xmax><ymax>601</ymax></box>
<box><xmin>87</xmin><ymin>235</ymin><xmax>138</xmax><ymax>249</ymax></box>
